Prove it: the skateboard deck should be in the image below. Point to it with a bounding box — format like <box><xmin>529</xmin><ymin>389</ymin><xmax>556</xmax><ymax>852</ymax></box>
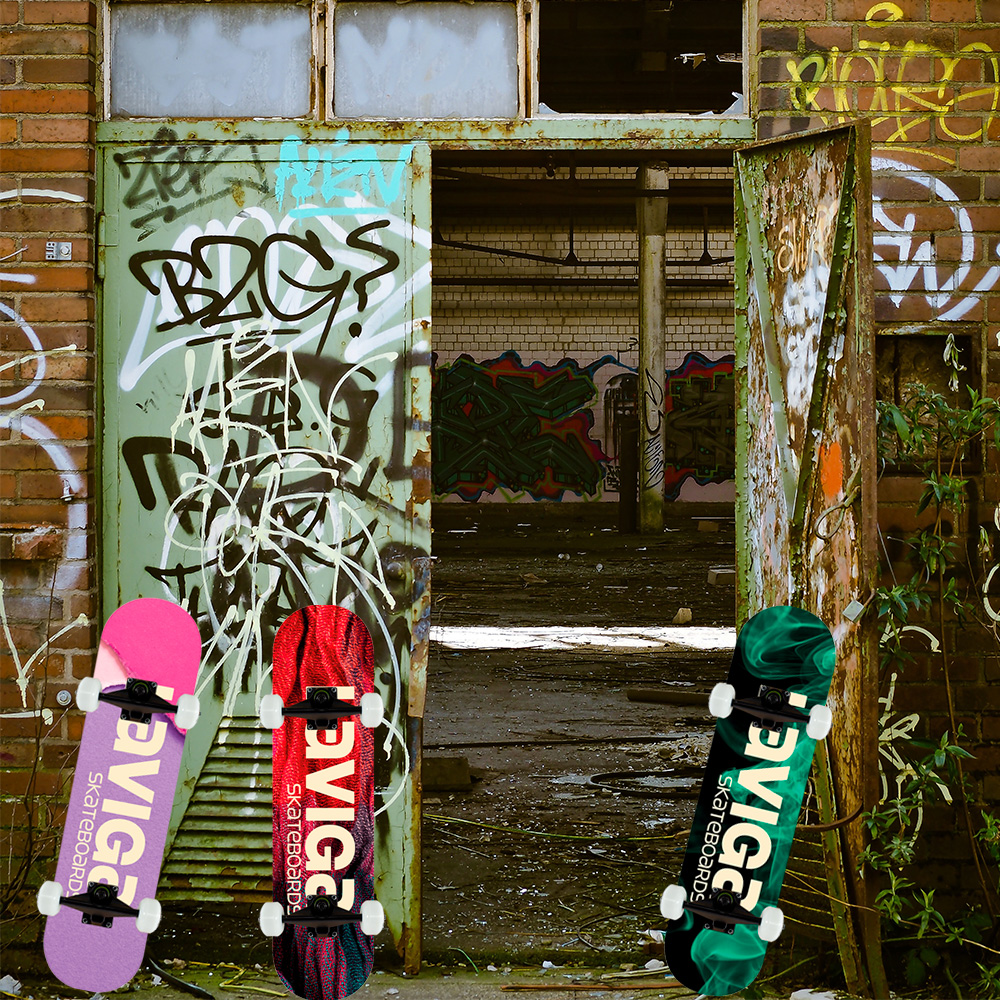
<box><xmin>40</xmin><ymin>598</ymin><xmax>202</xmax><ymax>992</ymax></box>
<box><xmin>265</xmin><ymin>605</ymin><xmax>382</xmax><ymax>1000</ymax></box>
<box><xmin>661</xmin><ymin>605</ymin><xmax>835</xmax><ymax>996</ymax></box>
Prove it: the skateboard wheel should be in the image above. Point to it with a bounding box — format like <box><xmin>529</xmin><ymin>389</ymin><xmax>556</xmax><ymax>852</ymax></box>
<box><xmin>260</xmin><ymin>901</ymin><xmax>285</xmax><ymax>937</ymax></box>
<box><xmin>38</xmin><ymin>880</ymin><xmax>62</xmax><ymax>916</ymax></box>
<box><xmin>708</xmin><ymin>682</ymin><xmax>735</xmax><ymax>719</ymax></box>
<box><xmin>76</xmin><ymin>676</ymin><xmax>102</xmax><ymax>713</ymax></box>
<box><xmin>659</xmin><ymin>884</ymin><xmax>687</xmax><ymax>921</ymax></box>
<box><xmin>136</xmin><ymin>897</ymin><xmax>161</xmax><ymax>934</ymax></box>
<box><xmin>807</xmin><ymin>704</ymin><xmax>832</xmax><ymax>741</ymax></box>
<box><xmin>758</xmin><ymin>905</ymin><xmax>783</xmax><ymax>942</ymax></box>
<box><xmin>175</xmin><ymin>693</ymin><xmax>200</xmax><ymax>730</ymax></box>
<box><xmin>260</xmin><ymin>694</ymin><xmax>285</xmax><ymax>730</ymax></box>
<box><xmin>360</xmin><ymin>899</ymin><xmax>384</xmax><ymax>937</ymax></box>
<box><xmin>360</xmin><ymin>692</ymin><xmax>384</xmax><ymax>730</ymax></box>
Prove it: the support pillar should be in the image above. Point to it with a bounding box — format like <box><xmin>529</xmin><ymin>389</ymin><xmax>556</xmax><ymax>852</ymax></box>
<box><xmin>637</xmin><ymin>163</ymin><xmax>669</xmax><ymax>533</ymax></box>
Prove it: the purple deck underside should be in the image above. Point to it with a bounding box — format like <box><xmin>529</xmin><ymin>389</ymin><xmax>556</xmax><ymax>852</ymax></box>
<box><xmin>43</xmin><ymin>690</ymin><xmax>186</xmax><ymax>991</ymax></box>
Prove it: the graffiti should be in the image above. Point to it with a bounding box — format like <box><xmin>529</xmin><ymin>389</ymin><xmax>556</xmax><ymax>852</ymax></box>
<box><xmin>275</xmin><ymin>133</ymin><xmax>414</xmax><ymax>218</ymax></box>
<box><xmin>872</xmin><ymin>156</ymin><xmax>1000</xmax><ymax>322</ymax></box>
<box><xmin>115</xmin><ymin>127</ymin><xmax>269</xmax><ymax>233</ymax></box>
<box><xmin>662</xmin><ymin>353</ymin><xmax>736</xmax><ymax>500</ymax></box>
<box><xmin>120</xmin><ymin>209</ymin><xmax>410</xmax><ymax>391</ymax></box>
<box><xmin>128</xmin><ymin>222</ymin><xmax>398</xmax><ymax>354</ymax></box>
<box><xmin>785</xmin><ymin>3</ymin><xmax>999</xmax><ymax>143</ymax></box>
<box><xmin>641</xmin><ymin>368</ymin><xmax>665</xmax><ymax>491</ymax></box>
<box><xmin>432</xmin><ymin>352</ymin><xmax>611</xmax><ymax>501</ymax></box>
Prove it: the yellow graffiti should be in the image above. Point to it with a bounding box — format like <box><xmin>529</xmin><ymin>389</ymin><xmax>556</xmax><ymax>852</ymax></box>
<box><xmin>784</xmin><ymin>3</ymin><xmax>999</xmax><ymax>143</ymax></box>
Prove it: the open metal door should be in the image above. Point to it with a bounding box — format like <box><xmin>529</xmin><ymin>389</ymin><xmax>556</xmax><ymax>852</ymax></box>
<box><xmin>734</xmin><ymin>123</ymin><xmax>886</xmax><ymax>997</ymax></box>
<box><xmin>99</xmin><ymin>131</ymin><xmax>431</xmax><ymax>970</ymax></box>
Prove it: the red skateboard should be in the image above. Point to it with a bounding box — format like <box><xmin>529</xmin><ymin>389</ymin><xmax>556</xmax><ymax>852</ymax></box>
<box><xmin>38</xmin><ymin>598</ymin><xmax>202</xmax><ymax>992</ymax></box>
<box><xmin>259</xmin><ymin>606</ymin><xmax>385</xmax><ymax>1000</ymax></box>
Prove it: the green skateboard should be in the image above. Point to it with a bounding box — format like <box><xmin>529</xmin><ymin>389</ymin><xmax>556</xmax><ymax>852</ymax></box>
<box><xmin>660</xmin><ymin>606</ymin><xmax>835</xmax><ymax>996</ymax></box>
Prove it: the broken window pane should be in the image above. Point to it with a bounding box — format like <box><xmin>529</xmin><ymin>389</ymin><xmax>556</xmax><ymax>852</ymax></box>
<box><xmin>110</xmin><ymin>4</ymin><xmax>312</xmax><ymax>119</ymax></box>
<box><xmin>333</xmin><ymin>2</ymin><xmax>518</xmax><ymax>119</ymax></box>
<box><xmin>538</xmin><ymin>0</ymin><xmax>743</xmax><ymax>115</ymax></box>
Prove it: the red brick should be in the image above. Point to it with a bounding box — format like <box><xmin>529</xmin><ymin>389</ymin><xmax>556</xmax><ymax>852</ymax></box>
<box><xmin>929</xmin><ymin>0</ymin><xmax>976</xmax><ymax>20</ymax></box>
<box><xmin>8</xmin><ymin>177</ymin><xmax>93</xmax><ymax>202</ymax></box>
<box><xmin>0</xmin><ymin>502</ymin><xmax>68</xmax><ymax>527</ymax></box>
<box><xmin>959</xmin><ymin>145</ymin><xmax>1000</xmax><ymax>171</ymax></box>
<box><xmin>873</xmin><ymin>173</ymin><xmax>933</xmax><ymax>201</ymax></box>
<box><xmin>21</xmin><ymin>56</ymin><xmax>94</xmax><ymax>84</ymax></box>
<box><xmin>2</xmin><ymin>204</ymin><xmax>91</xmax><ymax>233</ymax></box>
<box><xmin>17</xmin><ymin>295</ymin><xmax>93</xmax><ymax>323</ymax></box>
<box><xmin>33</xmin><ymin>414</ymin><xmax>91</xmax><ymax>440</ymax></box>
<box><xmin>832</xmin><ymin>0</ymin><xmax>927</xmax><ymax>18</ymax></box>
<box><xmin>2</xmin><ymin>28</ymin><xmax>90</xmax><ymax>55</ymax></box>
<box><xmin>21</xmin><ymin>118</ymin><xmax>91</xmax><ymax>144</ymax></box>
<box><xmin>0</xmin><ymin>2</ymin><xmax>18</xmax><ymax>25</ymax></box>
<box><xmin>0</xmin><ymin>117</ymin><xmax>16</xmax><ymax>144</ymax></box>
<box><xmin>760</xmin><ymin>25</ymin><xmax>799</xmax><ymax>51</ymax></box>
<box><xmin>2</xmin><ymin>88</ymin><xmax>94</xmax><ymax>115</ymax></box>
<box><xmin>1</xmin><ymin>267</ymin><xmax>92</xmax><ymax>292</ymax></box>
<box><xmin>759</xmin><ymin>0</ymin><xmax>827</xmax><ymax>19</ymax></box>
<box><xmin>862</xmin><ymin>24</ymin><xmax>955</xmax><ymax>51</ymax></box>
<box><xmin>803</xmin><ymin>25</ymin><xmax>854</xmax><ymax>52</ymax></box>
<box><xmin>24</xmin><ymin>2</ymin><xmax>96</xmax><ymax>26</ymax></box>
<box><xmin>0</xmin><ymin>58</ymin><xmax>14</xmax><ymax>85</ymax></box>
<box><xmin>1</xmin><ymin>147</ymin><xmax>92</xmax><ymax>173</ymax></box>
<box><xmin>984</xmin><ymin>0</ymin><xmax>1000</xmax><ymax>22</ymax></box>
<box><xmin>964</xmin><ymin>206</ymin><xmax>1000</xmax><ymax>231</ymax></box>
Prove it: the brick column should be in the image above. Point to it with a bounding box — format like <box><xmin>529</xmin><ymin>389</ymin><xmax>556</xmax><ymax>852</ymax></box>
<box><xmin>1</xmin><ymin>0</ymin><xmax>99</xmax><ymax>926</ymax></box>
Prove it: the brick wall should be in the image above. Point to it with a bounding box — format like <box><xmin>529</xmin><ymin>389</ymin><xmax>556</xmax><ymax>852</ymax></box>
<box><xmin>0</xmin><ymin>0</ymin><xmax>98</xmax><ymax>925</ymax></box>
<box><xmin>755</xmin><ymin>0</ymin><xmax>1000</xmax><ymax>919</ymax></box>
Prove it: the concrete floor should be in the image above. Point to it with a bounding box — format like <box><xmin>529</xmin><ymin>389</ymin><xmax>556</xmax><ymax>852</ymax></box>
<box><xmin>422</xmin><ymin>502</ymin><xmax>737</xmax><ymax>964</ymax></box>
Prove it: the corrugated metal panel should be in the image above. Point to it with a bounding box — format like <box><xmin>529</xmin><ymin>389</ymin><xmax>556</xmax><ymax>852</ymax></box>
<box><xmin>159</xmin><ymin>716</ymin><xmax>272</xmax><ymax>904</ymax></box>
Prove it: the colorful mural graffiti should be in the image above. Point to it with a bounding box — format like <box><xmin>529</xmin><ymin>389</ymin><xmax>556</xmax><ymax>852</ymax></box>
<box><xmin>662</xmin><ymin>352</ymin><xmax>735</xmax><ymax>499</ymax></box>
<box><xmin>431</xmin><ymin>352</ymin><xmax>612</xmax><ymax>501</ymax></box>
<box><xmin>433</xmin><ymin>351</ymin><xmax>735</xmax><ymax>502</ymax></box>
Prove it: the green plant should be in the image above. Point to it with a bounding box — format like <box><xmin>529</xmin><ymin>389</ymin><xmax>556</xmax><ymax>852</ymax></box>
<box><xmin>871</xmin><ymin>362</ymin><xmax>1000</xmax><ymax>993</ymax></box>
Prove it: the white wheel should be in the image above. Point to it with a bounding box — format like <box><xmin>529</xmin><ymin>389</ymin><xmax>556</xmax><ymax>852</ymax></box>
<box><xmin>807</xmin><ymin>704</ymin><xmax>832</xmax><ymax>741</ymax></box>
<box><xmin>758</xmin><ymin>905</ymin><xmax>783</xmax><ymax>942</ymax></box>
<box><xmin>260</xmin><ymin>694</ymin><xmax>285</xmax><ymax>730</ymax></box>
<box><xmin>359</xmin><ymin>692</ymin><xmax>383</xmax><ymax>730</ymax></box>
<box><xmin>659</xmin><ymin>884</ymin><xmax>687</xmax><ymax>921</ymax></box>
<box><xmin>38</xmin><ymin>880</ymin><xmax>62</xmax><ymax>916</ymax></box>
<box><xmin>360</xmin><ymin>899</ymin><xmax>384</xmax><ymax>937</ymax></box>
<box><xmin>136</xmin><ymin>897</ymin><xmax>161</xmax><ymax>934</ymax></box>
<box><xmin>76</xmin><ymin>676</ymin><xmax>101</xmax><ymax>713</ymax></box>
<box><xmin>260</xmin><ymin>901</ymin><xmax>285</xmax><ymax>937</ymax></box>
<box><xmin>175</xmin><ymin>693</ymin><xmax>199</xmax><ymax>730</ymax></box>
<box><xmin>708</xmin><ymin>682</ymin><xmax>735</xmax><ymax>719</ymax></box>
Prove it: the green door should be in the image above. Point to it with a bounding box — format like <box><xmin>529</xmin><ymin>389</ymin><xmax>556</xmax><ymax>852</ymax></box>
<box><xmin>734</xmin><ymin>123</ymin><xmax>886</xmax><ymax>996</ymax></box>
<box><xmin>99</xmin><ymin>130</ymin><xmax>431</xmax><ymax>969</ymax></box>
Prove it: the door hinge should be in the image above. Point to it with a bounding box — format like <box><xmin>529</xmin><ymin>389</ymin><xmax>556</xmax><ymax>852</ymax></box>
<box><xmin>97</xmin><ymin>212</ymin><xmax>118</xmax><ymax>281</ymax></box>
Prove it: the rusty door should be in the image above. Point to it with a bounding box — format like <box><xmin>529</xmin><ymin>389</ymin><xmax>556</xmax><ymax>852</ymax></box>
<box><xmin>98</xmin><ymin>130</ymin><xmax>431</xmax><ymax>969</ymax></box>
<box><xmin>734</xmin><ymin>123</ymin><xmax>886</xmax><ymax>997</ymax></box>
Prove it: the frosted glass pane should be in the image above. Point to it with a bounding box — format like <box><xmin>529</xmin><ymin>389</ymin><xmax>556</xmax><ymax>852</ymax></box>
<box><xmin>110</xmin><ymin>5</ymin><xmax>311</xmax><ymax>118</ymax></box>
<box><xmin>334</xmin><ymin>2</ymin><xmax>518</xmax><ymax>119</ymax></box>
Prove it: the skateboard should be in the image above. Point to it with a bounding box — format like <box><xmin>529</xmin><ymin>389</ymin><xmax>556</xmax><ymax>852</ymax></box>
<box><xmin>259</xmin><ymin>605</ymin><xmax>385</xmax><ymax>1000</ymax></box>
<box><xmin>38</xmin><ymin>598</ymin><xmax>202</xmax><ymax>992</ymax></box>
<box><xmin>660</xmin><ymin>605</ymin><xmax>835</xmax><ymax>996</ymax></box>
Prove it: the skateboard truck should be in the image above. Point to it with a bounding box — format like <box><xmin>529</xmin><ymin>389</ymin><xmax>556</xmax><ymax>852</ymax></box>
<box><xmin>660</xmin><ymin>884</ymin><xmax>784</xmax><ymax>942</ymax></box>
<box><xmin>37</xmin><ymin>880</ymin><xmax>161</xmax><ymax>933</ymax></box>
<box><xmin>709</xmin><ymin>682</ymin><xmax>832</xmax><ymax>740</ymax></box>
<box><xmin>259</xmin><ymin>687</ymin><xmax>384</xmax><ymax>731</ymax></box>
<box><xmin>76</xmin><ymin>676</ymin><xmax>200</xmax><ymax>729</ymax></box>
<box><xmin>259</xmin><ymin>894</ymin><xmax>385</xmax><ymax>938</ymax></box>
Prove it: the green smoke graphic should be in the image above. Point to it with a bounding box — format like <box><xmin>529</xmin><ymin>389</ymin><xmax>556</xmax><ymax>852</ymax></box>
<box><xmin>685</xmin><ymin>606</ymin><xmax>835</xmax><ymax>995</ymax></box>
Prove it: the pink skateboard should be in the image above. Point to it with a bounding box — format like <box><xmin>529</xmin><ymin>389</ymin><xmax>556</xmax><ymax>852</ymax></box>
<box><xmin>38</xmin><ymin>598</ymin><xmax>202</xmax><ymax>992</ymax></box>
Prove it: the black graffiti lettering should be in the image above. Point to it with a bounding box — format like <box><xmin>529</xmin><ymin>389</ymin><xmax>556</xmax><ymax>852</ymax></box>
<box><xmin>115</xmin><ymin>128</ymin><xmax>268</xmax><ymax>231</ymax></box>
<box><xmin>345</xmin><ymin>221</ymin><xmax>400</xmax><ymax>312</ymax></box>
<box><xmin>129</xmin><ymin>226</ymin><xmax>399</xmax><ymax>349</ymax></box>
